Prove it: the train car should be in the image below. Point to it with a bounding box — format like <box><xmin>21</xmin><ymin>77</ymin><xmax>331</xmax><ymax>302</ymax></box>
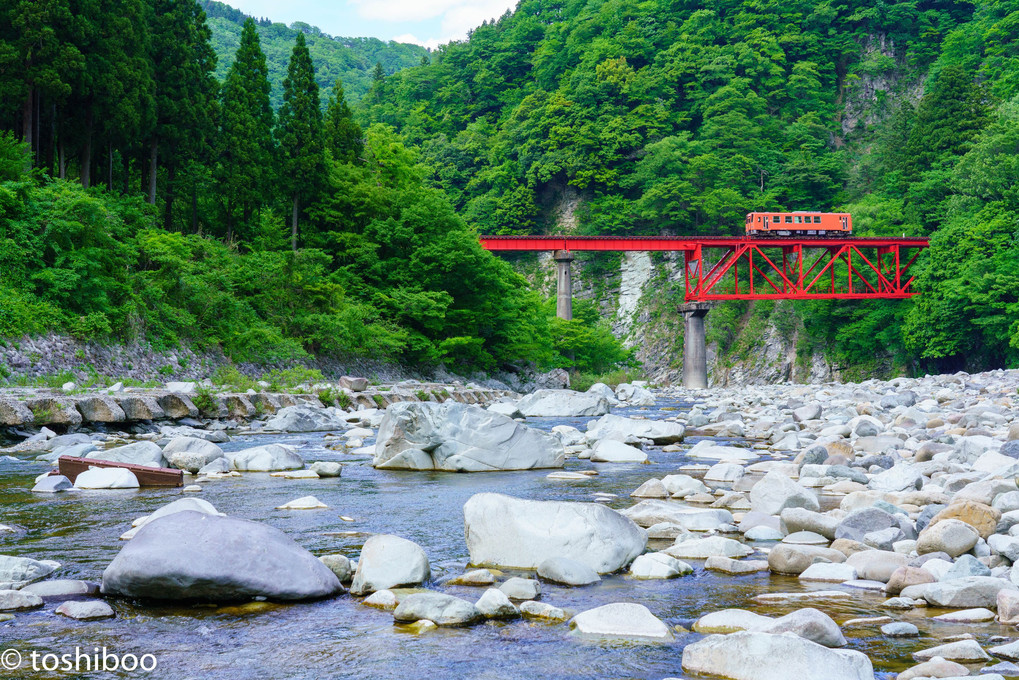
<box><xmin>745</xmin><ymin>212</ymin><xmax>852</xmax><ymax>237</ymax></box>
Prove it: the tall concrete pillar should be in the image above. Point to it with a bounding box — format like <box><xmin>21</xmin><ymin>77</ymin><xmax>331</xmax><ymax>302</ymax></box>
<box><xmin>681</xmin><ymin>302</ymin><xmax>711</xmax><ymax>389</ymax></box>
<box><xmin>554</xmin><ymin>249</ymin><xmax>574</xmax><ymax>320</ymax></box>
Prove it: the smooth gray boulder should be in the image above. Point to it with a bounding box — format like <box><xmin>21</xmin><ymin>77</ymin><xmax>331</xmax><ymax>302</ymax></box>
<box><xmin>0</xmin><ymin>554</ymin><xmax>58</xmax><ymax>589</ymax></box>
<box><xmin>750</xmin><ymin>471</ymin><xmax>819</xmax><ymax>515</ymax></box>
<box><xmin>537</xmin><ymin>557</ymin><xmax>601</xmax><ymax>586</ymax></box>
<box><xmin>585</xmin><ymin>414</ymin><xmax>685</xmax><ymax>444</ymax></box>
<box><xmin>499</xmin><ymin>576</ymin><xmax>541</xmax><ymax>600</ymax></box>
<box><xmin>20</xmin><ymin>580</ymin><xmax>99</xmax><ymax>600</ymax></box>
<box><xmin>0</xmin><ymin>589</ymin><xmax>43</xmax><ymax>611</ymax></box>
<box><xmin>392</xmin><ymin>592</ymin><xmax>483</xmax><ymax>626</ymax></box>
<box><xmin>265</xmin><ymin>405</ymin><xmax>347</xmax><ymax>432</ymax></box>
<box><xmin>681</xmin><ymin>631</ymin><xmax>874</xmax><ymax>680</ymax></box>
<box><xmin>463</xmin><ymin>493</ymin><xmax>646</xmax><ymax>573</ymax></box>
<box><xmin>101</xmin><ymin>511</ymin><xmax>342</xmax><ymax>601</ymax></box>
<box><xmin>349</xmin><ymin>534</ymin><xmax>430</xmax><ymax>596</ymax></box>
<box><xmin>570</xmin><ymin>602</ymin><xmax>673</xmax><ymax>641</ymax></box>
<box><xmin>227</xmin><ymin>444</ymin><xmax>304</xmax><ymax>472</ymax></box>
<box><xmin>921</xmin><ymin>576</ymin><xmax>1018</xmax><ymax>608</ymax></box>
<box><xmin>89</xmin><ymin>441</ymin><xmax>166</xmax><ymax>467</ymax></box>
<box><xmin>162</xmin><ymin>436</ymin><xmax>225</xmax><ymax>473</ymax></box>
<box><xmin>32</xmin><ymin>475</ymin><xmax>74</xmax><ymax>493</ymax></box>
<box><xmin>515</xmin><ymin>390</ymin><xmax>610</xmax><ymax>417</ymax></box>
<box><xmin>56</xmin><ymin>600</ymin><xmax>115</xmax><ymax>620</ymax></box>
<box><xmin>373</xmin><ymin>402</ymin><xmax>565</xmax><ymax>472</ymax></box>
<box><xmin>475</xmin><ymin>588</ymin><xmax>518</xmax><ymax>619</ymax></box>
<box><xmin>615</xmin><ymin>383</ymin><xmax>656</xmax><ymax>406</ymax></box>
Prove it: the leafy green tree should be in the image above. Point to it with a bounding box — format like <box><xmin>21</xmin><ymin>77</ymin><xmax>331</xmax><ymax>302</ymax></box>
<box><xmin>277</xmin><ymin>32</ymin><xmax>325</xmax><ymax>251</ymax></box>
<box><xmin>215</xmin><ymin>18</ymin><xmax>274</xmax><ymax>242</ymax></box>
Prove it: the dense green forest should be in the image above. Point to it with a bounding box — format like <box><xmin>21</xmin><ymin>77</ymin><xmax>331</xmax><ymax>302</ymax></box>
<box><xmin>200</xmin><ymin>1</ymin><xmax>428</xmax><ymax>109</ymax></box>
<box><xmin>0</xmin><ymin>2</ymin><xmax>624</xmax><ymax>375</ymax></box>
<box><xmin>357</xmin><ymin>0</ymin><xmax>1019</xmax><ymax>373</ymax></box>
<box><xmin>0</xmin><ymin>0</ymin><xmax>1017</xmax><ymax>378</ymax></box>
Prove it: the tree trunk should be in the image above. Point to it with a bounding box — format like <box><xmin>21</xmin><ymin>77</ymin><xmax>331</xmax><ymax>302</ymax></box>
<box><xmin>33</xmin><ymin>89</ymin><xmax>40</xmax><ymax>164</ymax></box>
<box><xmin>22</xmin><ymin>92</ymin><xmax>33</xmax><ymax>165</ymax></box>
<box><xmin>46</xmin><ymin>103</ymin><xmax>55</xmax><ymax>174</ymax></box>
<box><xmin>122</xmin><ymin>153</ymin><xmax>130</xmax><ymax>194</ymax></box>
<box><xmin>147</xmin><ymin>141</ymin><xmax>157</xmax><ymax>204</ymax></box>
<box><xmin>291</xmin><ymin>194</ymin><xmax>299</xmax><ymax>252</ymax></box>
<box><xmin>106</xmin><ymin>142</ymin><xmax>114</xmax><ymax>192</ymax></box>
<box><xmin>58</xmin><ymin>135</ymin><xmax>65</xmax><ymax>179</ymax></box>
<box><xmin>162</xmin><ymin>163</ymin><xmax>176</xmax><ymax>228</ymax></box>
<box><xmin>81</xmin><ymin>109</ymin><xmax>94</xmax><ymax>188</ymax></box>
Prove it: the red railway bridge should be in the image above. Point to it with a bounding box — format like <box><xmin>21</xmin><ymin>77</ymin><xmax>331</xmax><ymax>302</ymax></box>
<box><xmin>479</xmin><ymin>235</ymin><xmax>930</xmax><ymax>388</ymax></box>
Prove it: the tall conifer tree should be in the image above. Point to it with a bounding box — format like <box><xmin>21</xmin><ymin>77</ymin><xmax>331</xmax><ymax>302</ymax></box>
<box><xmin>277</xmin><ymin>32</ymin><xmax>324</xmax><ymax>251</ymax></box>
<box><xmin>215</xmin><ymin>18</ymin><xmax>274</xmax><ymax>241</ymax></box>
<box><xmin>147</xmin><ymin>0</ymin><xmax>217</xmax><ymax>222</ymax></box>
<box><xmin>323</xmin><ymin>77</ymin><xmax>362</xmax><ymax>164</ymax></box>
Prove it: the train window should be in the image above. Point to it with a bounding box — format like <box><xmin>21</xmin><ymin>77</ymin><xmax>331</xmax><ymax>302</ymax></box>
<box><xmin>795</xmin><ymin>216</ymin><xmax>802</xmax><ymax>223</ymax></box>
<box><xmin>784</xmin><ymin>216</ymin><xmax>793</xmax><ymax>223</ymax></box>
<box><xmin>814</xmin><ymin>216</ymin><xmax>822</xmax><ymax>223</ymax></box>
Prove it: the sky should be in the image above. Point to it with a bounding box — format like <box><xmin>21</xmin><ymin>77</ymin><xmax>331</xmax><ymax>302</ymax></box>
<box><xmin>223</xmin><ymin>0</ymin><xmax>518</xmax><ymax>49</ymax></box>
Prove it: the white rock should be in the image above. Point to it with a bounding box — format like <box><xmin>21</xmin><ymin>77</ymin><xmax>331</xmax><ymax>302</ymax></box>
<box><xmin>73</xmin><ymin>467</ymin><xmax>139</xmax><ymax>489</ymax></box>
<box><xmin>463</xmin><ymin>493</ymin><xmax>646</xmax><ymax>573</ymax></box>
<box><xmin>681</xmin><ymin>631</ymin><xmax>874</xmax><ymax>680</ymax></box>
<box><xmin>275</xmin><ymin>496</ymin><xmax>328</xmax><ymax>510</ymax></box>
<box><xmin>570</xmin><ymin>603</ymin><xmax>673</xmax><ymax>641</ymax></box>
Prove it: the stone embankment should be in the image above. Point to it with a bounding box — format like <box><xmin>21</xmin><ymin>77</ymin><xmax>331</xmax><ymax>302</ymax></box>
<box><xmin>0</xmin><ymin>378</ymin><xmax>514</xmax><ymax>430</ymax></box>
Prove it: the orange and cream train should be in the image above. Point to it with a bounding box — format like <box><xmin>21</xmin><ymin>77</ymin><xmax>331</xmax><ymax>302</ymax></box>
<box><xmin>745</xmin><ymin>212</ymin><xmax>852</xmax><ymax>237</ymax></box>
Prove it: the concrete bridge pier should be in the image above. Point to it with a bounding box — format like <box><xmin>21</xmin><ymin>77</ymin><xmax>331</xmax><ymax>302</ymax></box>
<box><xmin>681</xmin><ymin>302</ymin><xmax>712</xmax><ymax>389</ymax></box>
<box><xmin>554</xmin><ymin>249</ymin><xmax>574</xmax><ymax>320</ymax></box>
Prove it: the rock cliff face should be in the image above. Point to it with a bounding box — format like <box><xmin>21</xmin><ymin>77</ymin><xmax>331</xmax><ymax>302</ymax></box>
<box><xmin>527</xmin><ymin>248</ymin><xmax>840</xmax><ymax>387</ymax></box>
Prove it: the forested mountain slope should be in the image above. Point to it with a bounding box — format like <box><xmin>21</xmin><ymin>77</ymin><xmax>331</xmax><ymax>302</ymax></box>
<box><xmin>201</xmin><ymin>1</ymin><xmax>428</xmax><ymax>108</ymax></box>
<box><xmin>355</xmin><ymin>0</ymin><xmax>1019</xmax><ymax>376</ymax></box>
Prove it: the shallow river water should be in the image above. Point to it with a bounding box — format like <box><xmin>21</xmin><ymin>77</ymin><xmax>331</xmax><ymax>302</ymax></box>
<box><xmin>0</xmin><ymin>397</ymin><xmax>1009</xmax><ymax>679</ymax></box>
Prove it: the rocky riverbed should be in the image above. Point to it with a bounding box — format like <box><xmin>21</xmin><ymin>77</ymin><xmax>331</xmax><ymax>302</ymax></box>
<box><xmin>1</xmin><ymin>370</ymin><xmax>1018</xmax><ymax>679</ymax></box>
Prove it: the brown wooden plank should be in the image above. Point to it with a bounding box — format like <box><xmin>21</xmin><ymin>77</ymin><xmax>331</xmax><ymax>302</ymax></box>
<box><xmin>57</xmin><ymin>456</ymin><xmax>183</xmax><ymax>487</ymax></box>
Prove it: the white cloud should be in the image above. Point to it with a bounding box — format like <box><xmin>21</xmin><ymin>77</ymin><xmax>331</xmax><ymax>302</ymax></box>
<box><xmin>391</xmin><ymin>33</ymin><xmax>446</xmax><ymax>50</ymax></box>
<box><xmin>440</xmin><ymin>2</ymin><xmax>514</xmax><ymax>40</ymax></box>
<box><xmin>353</xmin><ymin>0</ymin><xmax>515</xmax><ymax>42</ymax></box>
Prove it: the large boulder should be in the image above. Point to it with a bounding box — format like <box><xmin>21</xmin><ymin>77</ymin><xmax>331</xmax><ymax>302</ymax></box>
<box><xmin>681</xmin><ymin>631</ymin><xmax>874</xmax><ymax>680</ymax></box>
<box><xmin>89</xmin><ymin>441</ymin><xmax>167</xmax><ymax>467</ymax></box>
<box><xmin>585</xmin><ymin>413</ymin><xmax>685</xmax><ymax>444</ymax></box>
<box><xmin>162</xmin><ymin>436</ymin><xmax>225</xmax><ymax>473</ymax></box>
<box><xmin>920</xmin><ymin>576</ymin><xmax>1018</xmax><ymax>608</ymax></box>
<box><xmin>916</xmin><ymin>518</ymin><xmax>979</xmax><ymax>557</ymax></box>
<box><xmin>463</xmin><ymin>493</ymin><xmax>646</xmax><ymax>573</ymax></box>
<box><xmin>392</xmin><ymin>592</ymin><xmax>482</xmax><ymax>626</ymax></box>
<box><xmin>590</xmin><ymin>440</ymin><xmax>647</xmax><ymax>463</ymax></box>
<box><xmin>620</xmin><ymin>500</ymin><xmax>731</xmax><ymax>530</ymax></box>
<box><xmin>0</xmin><ymin>555</ymin><xmax>58</xmax><ymax>589</ymax></box>
<box><xmin>373</xmin><ymin>402</ymin><xmax>564</xmax><ymax>472</ymax></box>
<box><xmin>750</xmin><ymin>471</ymin><xmax>819</xmax><ymax>515</ymax></box>
<box><xmin>227</xmin><ymin>444</ymin><xmax>304</xmax><ymax>472</ymax></box>
<box><xmin>76</xmin><ymin>396</ymin><xmax>126</xmax><ymax>423</ymax></box>
<box><xmin>101</xmin><ymin>511</ymin><xmax>342</xmax><ymax>601</ymax></box>
<box><xmin>570</xmin><ymin>602</ymin><xmax>673</xmax><ymax>641</ymax></box>
<box><xmin>614</xmin><ymin>383</ymin><xmax>656</xmax><ymax>406</ymax></box>
<box><xmin>74</xmin><ymin>468</ymin><xmax>139</xmax><ymax>489</ymax></box>
<box><xmin>265</xmin><ymin>405</ymin><xmax>347</xmax><ymax>432</ymax></box>
<box><xmin>515</xmin><ymin>389</ymin><xmax>610</xmax><ymax>417</ymax></box>
<box><xmin>349</xmin><ymin>534</ymin><xmax>431</xmax><ymax>596</ymax></box>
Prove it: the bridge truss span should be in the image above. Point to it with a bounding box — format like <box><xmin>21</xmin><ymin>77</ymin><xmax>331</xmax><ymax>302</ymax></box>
<box><xmin>479</xmin><ymin>235</ymin><xmax>930</xmax><ymax>301</ymax></box>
